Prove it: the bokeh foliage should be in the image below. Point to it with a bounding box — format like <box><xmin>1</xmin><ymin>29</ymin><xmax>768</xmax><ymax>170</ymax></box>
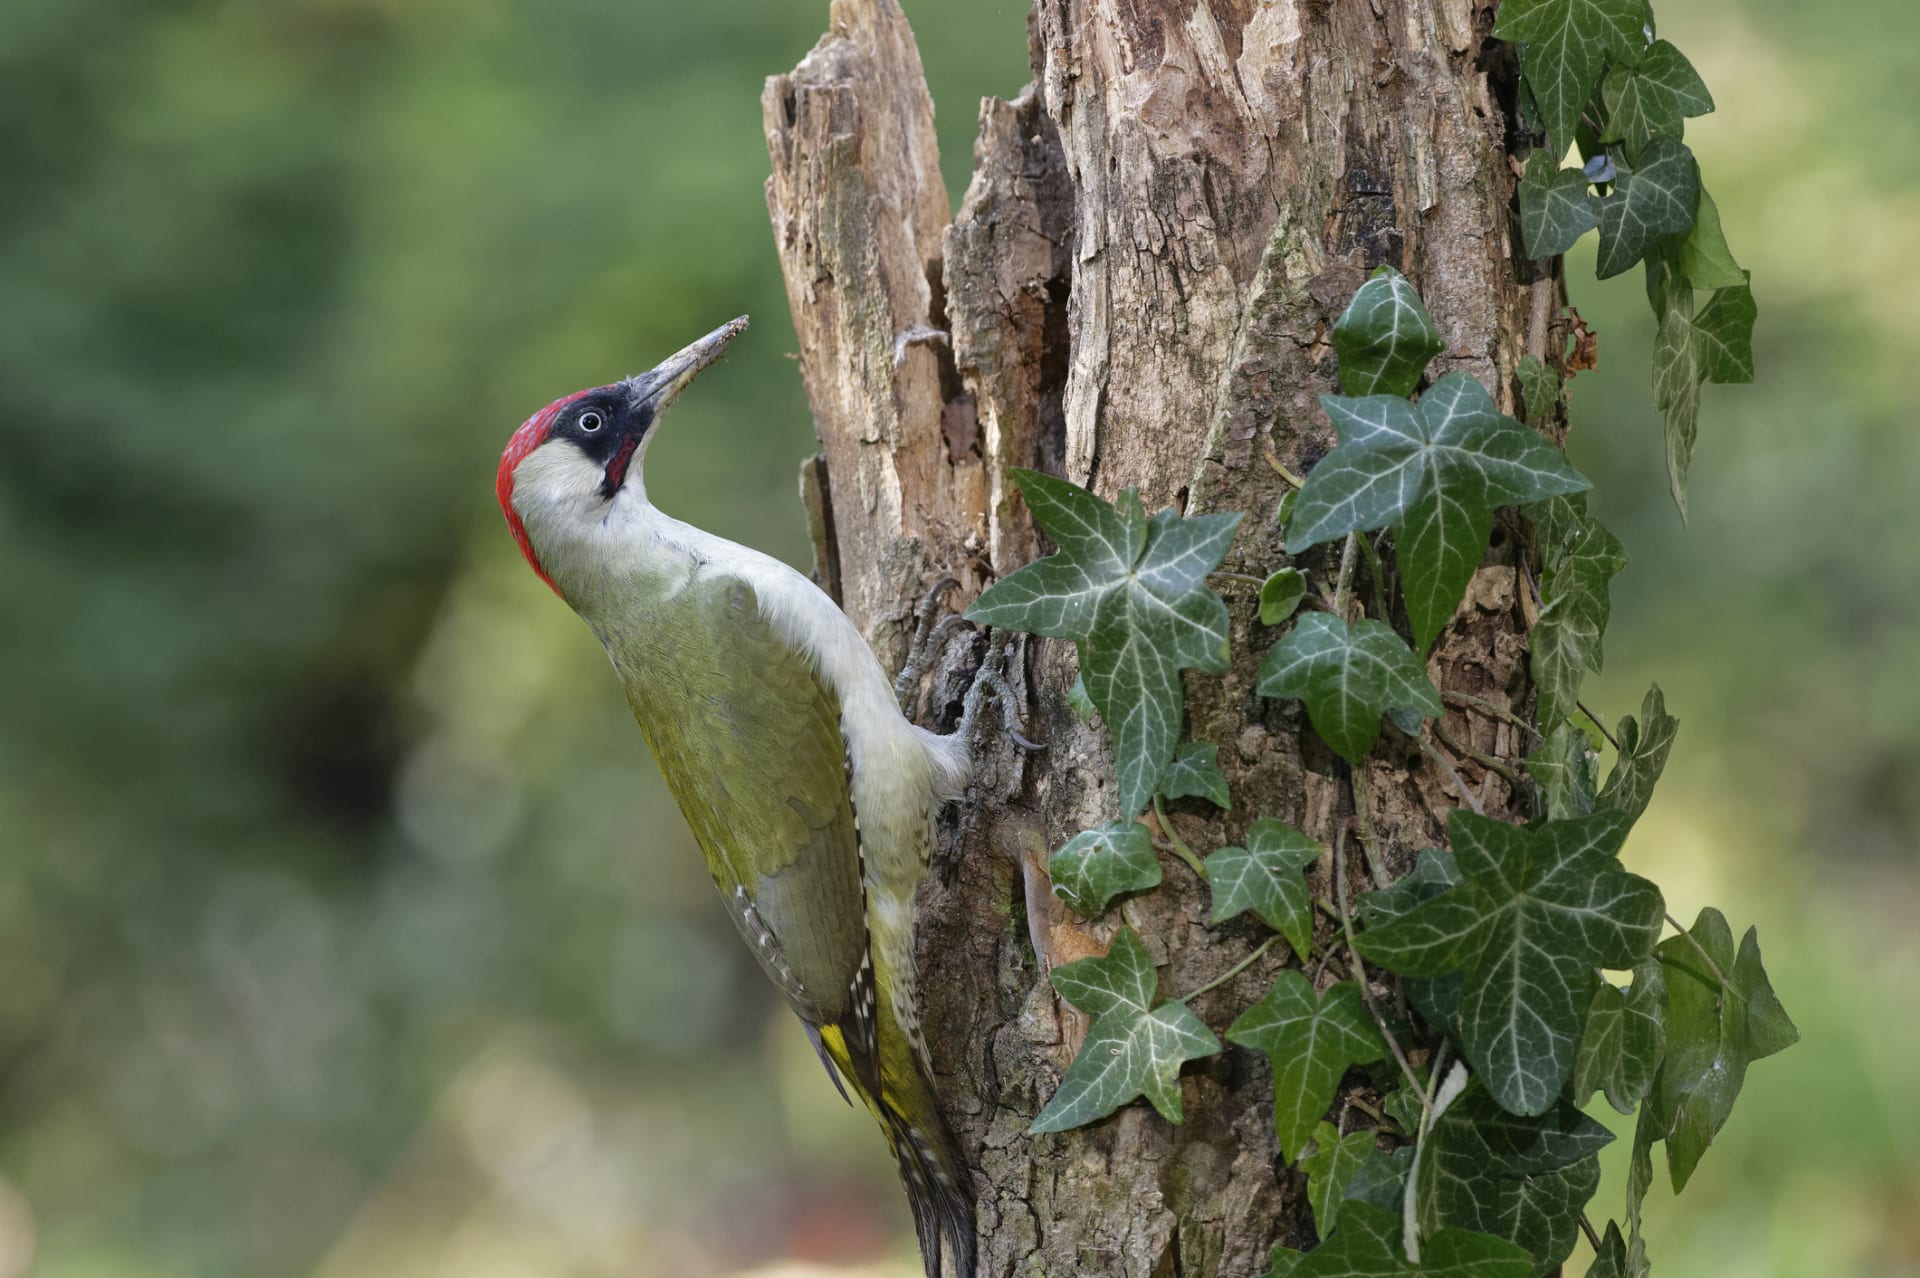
<box><xmin>0</xmin><ymin>0</ymin><xmax>1913</xmax><ymax>1275</ymax></box>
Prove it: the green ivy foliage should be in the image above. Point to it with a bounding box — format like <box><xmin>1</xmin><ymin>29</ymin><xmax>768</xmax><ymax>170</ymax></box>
<box><xmin>1506</xmin><ymin>0</ymin><xmax>1757</xmax><ymax>515</ymax></box>
<box><xmin>975</xmin><ymin>7</ymin><xmax>1793</xmax><ymax>1270</ymax></box>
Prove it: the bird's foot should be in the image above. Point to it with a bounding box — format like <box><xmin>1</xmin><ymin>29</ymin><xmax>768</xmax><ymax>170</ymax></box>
<box><xmin>893</xmin><ymin>578</ymin><xmax>970</xmax><ymax>717</ymax></box>
<box><xmin>960</xmin><ymin>633</ymin><xmax>1045</xmax><ymax>753</ymax></box>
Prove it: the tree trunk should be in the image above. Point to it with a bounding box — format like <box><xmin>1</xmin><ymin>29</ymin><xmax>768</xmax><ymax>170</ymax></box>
<box><xmin>763</xmin><ymin>1</ymin><xmax>1548</xmax><ymax>1272</ymax></box>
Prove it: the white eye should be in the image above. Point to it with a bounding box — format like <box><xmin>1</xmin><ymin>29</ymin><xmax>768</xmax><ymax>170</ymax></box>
<box><xmin>579</xmin><ymin>411</ymin><xmax>604</xmax><ymax>433</ymax></box>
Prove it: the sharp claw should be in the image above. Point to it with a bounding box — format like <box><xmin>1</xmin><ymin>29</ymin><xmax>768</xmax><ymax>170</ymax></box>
<box><xmin>894</xmin><ymin>578</ymin><xmax>969</xmax><ymax>716</ymax></box>
<box><xmin>959</xmin><ymin>632</ymin><xmax>1045</xmax><ymax>752</ymax></box>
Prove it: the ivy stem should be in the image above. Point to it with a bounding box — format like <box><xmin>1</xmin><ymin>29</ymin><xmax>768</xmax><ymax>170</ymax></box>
<box><xmin>1336</xmin><ymin>826</ymin><xmax>1429</xmax><ymax>1119</ymax></box>
<box><xmin>1182</xmin><ymin>935</ymin><xmax>1279</xmax><ymax>1003</ymax></box>
<box><xmin>1665</xmin><ymin>911</ymin><xmax>1730</xmax><ymax>988</ymax></box>
<box><xmin>1433</xmin><ymin>723</ymin><xmax>1528</xmax><ymax>793</ymax></box>
<box><xmin>1442</xmin><ymin>691</ymin><xmax>1540</xmax><ymax>743</ymax></box>
<box><xmin>1348</xmin><ymin>769</ymin><xmax>1393</xmax><ymax>891</ymax></box>
<box><xmin>1579</xmin><ymin>700</ymin><xmax>1624</xmax><ymax>752</ymax></box>
<box><xmin>1153</xmin><ymin>795</ymin><xmax>1208</xmax><ymax>880</ymax></box>
<box><xmin>1357</xmin><ymin>531</ymin><xmax>1390</xmax><ymax>621</ymax></box>
<box><xmin>1209</xmin><ymin>570</ymin><xmax>1268</xmax><ymax>587</ymax></box>
<box><xmin>1420</xmin><ymin>736</ymin><xmax>1486</xmax><ymax>815</ymax></box>
<box><xmin>1263</xmin><ymin>449</ymin><xmax>1306</xmax><ymax>490</ymax></box>
<box><xmin>1334</xmin><ymin>532</ymin><xmax>1361</xmax><ymax>618</ymax></box>
<box><xmin>1343</xmin><ymin>1093</ymin><xmax>1396</xmax><ymax>1132</ymax></box>
<box><xmin>1579</xmin><ymin>1212</ymin><xmax>1604</xmax><ymax>1254</ymax></box>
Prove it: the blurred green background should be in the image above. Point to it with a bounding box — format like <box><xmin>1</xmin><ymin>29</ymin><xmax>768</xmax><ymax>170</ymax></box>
<box><xmin>0</xmin><ymin>1</ymin><xmax>1911</xmax><ymax>1275</ymax></box>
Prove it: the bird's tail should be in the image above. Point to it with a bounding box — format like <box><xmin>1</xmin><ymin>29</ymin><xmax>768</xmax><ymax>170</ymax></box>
<box><xmin>877</xmin><ymin>1067</ymin><xmax>976</xmax><ymax>1278</ymax></box>
<box><xmin>815</xmin><ymin>1021</ymin><xmax>976</xmax><ymax>1278</ymax></box>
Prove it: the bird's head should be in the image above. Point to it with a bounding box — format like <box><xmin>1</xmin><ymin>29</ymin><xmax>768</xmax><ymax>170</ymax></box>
<box><xmin>497</xmin><ymin>315</ymin><xmax>748</xmax><ymax>594</ymax></box>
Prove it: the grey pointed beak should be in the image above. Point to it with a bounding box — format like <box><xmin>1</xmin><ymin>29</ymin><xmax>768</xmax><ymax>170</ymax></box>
<box><xmin>624</xmin><ymin>315</ymin><xmax>749</xmax><ymax>413</ymax></box>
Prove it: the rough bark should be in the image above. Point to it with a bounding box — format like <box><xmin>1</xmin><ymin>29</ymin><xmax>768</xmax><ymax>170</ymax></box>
<box><xmin>765</xmin><ymin>2</ymin><xmax>1553</xmax><ymax>1273</ymax></box>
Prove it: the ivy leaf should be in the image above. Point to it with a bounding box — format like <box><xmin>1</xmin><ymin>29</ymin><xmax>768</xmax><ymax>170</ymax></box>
<box><xmin>1286</xmin><ymin>1200</ymin><xmax>1534</xmax><ymax>1278</ymax></box>
<box><xmin>1260</xmin><ymin>568</ymin><xmax>1310</xmax><ymax>624</ymax></box>
<box><xmin>1601</xmin><ymin>40</ymin><xmax>1713</xmax><ymax>149</ymax></box>
<box><xmin>1358</xmin><ymin>849</ymin><xmax>1465</xmax><ymax>1034</ymax></box>
<box><xmin>1530</xmin><ymin>493</ymin><xmax>1628</xmax><ymax>731</ymax></box>
<box><xmin>1571</xmin><ymin>956</ymin><xmax>1666</xmax><ymax>1113</ymax></box>
<box><xmin>1302</xmin><ymin>1122</ymin><xmax>1377</xmax><ymax>1237</ymax></box>
<box><xmin>1650</xmin><ymin>267</ymin><xmax>1755</xmax><ymax>514</ymax></box>
<box><xmin>1650</xmin><ymin>274</ymin><xmax>1705</xmax><ymax>516</ymax></box>
<box><xmin>1516</xmin><ymin>354</ymin><xmax>1560</xmax><ymax>429</ymax></box>
<box><xmin>1493</xmin><ymin>0</ymin><xmax>1646</xmax><ymax>155</ymax></box>
<box><xmin>1596</xmin><ymin>138</ymin><xmax>1701</xmax><ymax>280</ymax></box>
<box><xmin>1346</xmin><ymin>1145</ymin><xmax>1414</xmax><ymax>1213</ymax></box>
<box><xmin>1624</xmin><ymin>1110</ymin><xmax>1656</xmax><ymax>1278</ymax></box>
<box><xmin>1677</xmin><ymin>187</ymin><xmax>1746</xmax><ymax>290</ymax></box>
<box><xmin>1585</xmin><ymin>1221</ymin><xmax>1629</xmax><ymax>1278</ymax></box>
<box><xmin>1526</xmin><ymin>723</ymin><xmax>1599</xmax><ymax>820</ymax></box>
<box><xmin>1694</xmin><ymin>282</ymin><xmax>1756</xmax><ymax>383</ymax></box>
<box><xmin>1161</xmin><ymin>741</ymin><xmax>1230</xmax><ymax>807</ymax></box>
<box><xmin>1597</xmin><ymin>685</ymin><xmax>1678</xmax><ymax>822</ymax></box>
<box><xmin>1264</xmin><ymin>1247</ymin><xmax>1306</xmax><ymax>1278</ymax></box>
<box><xmin>1066</xmin><ymin>672</ymin><xmax>1098</xmax><ymax>722</ymax></box>
<box><xmin>1030</xmin><ymin>927</ymin><xmax>1222</xmax><ymax>1133</ymax></box>
<box><xmin>1647</xmin><ymin>909</ymin><xmax>1799</xmax><ymax>1191</ymax></box>
<box><xmin>1382</xmin><ymin>1083</ymin><xmax>1426</xmax><ymax>1137</ymax></box>
<box><xmin>1356</xmin><ymin>809</ymin><xmax>1663</xmax><ymax>1115</ymax></box>
<box><xmin>969</xmin><ymin>470</ymin><xmax>1240</xmax><ymax>814</ymax></box>
<box><xmin>1257</xmin><ymin>613</ymin><xmax>1443</xmax><ymax>762</ymax></box>
<box><xmin>1416</xmin><ymin>1085</ymin><xmax>1606</xmax><ymax>1275</ymax></box>
<box><xmin>1332</xmin><ymin>265</ymin><xmax>1444</xmax><ymax>397</ymax></box>
<box><xmin>1207</xmin><ymin>818</ymin><xmax>1322</xmax><ymax>958</ymax></box>
<box><xmin>1049</xmin><ymin>820</ymin><xmax>1161</xmax><ymax>917</ymax></box>
<box><xmin>1289</xmin><ymin>375</ymin><xmax>1590</xmax><ymax>651</ymax></box>
<box><xmin>1519</xmin><ymin>152</ymin><xmax>1600</xmax><ymax>258</ymax></box>
<box><xmin>1227</xmin><ymin>973</ymin><xmax>1386</xmax><ymax>1161</ymax></box>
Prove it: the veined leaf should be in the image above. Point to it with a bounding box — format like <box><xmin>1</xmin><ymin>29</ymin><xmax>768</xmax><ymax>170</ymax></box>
<box><xmin>1601</xmin><ymin>40</ymin><xmax>1713</xmax><ymax>149</ymax></box>
<box><xmin>1289</xmin><ymin>374</ymin><xmax>1590</xmax><ymax>650</ymax></box>
<box><xmin>1260</xmin><ymin>567</ymin><xmax>1309</xmax><ymax>624</ymax></box>
<box><xmin>1597</xmin><ymin>138</ymin><xmax>1701</xmax><ymax>279</ymax></box>
<box><xmin>1649</xmin><ymin>259</ymin><xmax>1755</xmax><ymax>514</ymax></box>
<box><xmin>1278</xmin><ymin>1200</ymin><xmax>1534</xmax><ymax>1278</ymax></box>
<box><xmin>1517</xmin><ymin>354</ymin><xmax>1561</xmax><ymax>429</ymax></box>
<box><xmin>1208</xmin><ymin>818</ymin><xmax>1323</xmax><ymax>958</ymax></box>
<box><xmin>1520</xmin><ymin>152</ymin><xmax>1600</xmax><ymax>258</ymax></box>
<box><xmin>1415</xmin><ymin>1084</ymin><xmax>1608</xmax><ymax>1275</ymax></box>
<box><xmin>1586</xmin><ymin>1221</ymin><xmax>1629</xmax><ymax>1278</ymax></box>
<box><xmin>1160</xmin><ymin>741</ymin><xmax>1230</xmax><ymax>807</ymax></box>
<box><xmin>1493</xmin><ymin>0</ymin><xmax>1647</xmax><ymax>155</ymax></box>
<box><xmin>1030</xmin><ymin>928</ymin><xmax>1221</xmax><ymax>1132</ymax></box>
<box><xmin>1227</xmin><ymin>973</ymin><xmax>1386</xmax><ymax>1162</ymax></box>
<box><xmin>1598</xmin><ymin>684</ymin><xmax>1678</xmax><ymax>821</ymax></box>
<box><xmin>1526</xmin><ymin>723</ymin><xmax>1599</xmax><ymax>820</ymax></box>
<box><xmin>1301</xmin><ymin>1122</ymin><xmax>1377</xmax><ymax>1237</ymax></box>
<box><xmin>1530</xmin><ymin>493</ymin><xmax>1628</xmax><ymax>732</ymax></box>
<box><xmin>1356</xmin><ymin>809</ymin><xmax>1664</xmax><ymax>1115</ymax></box>
<box><xmin>1049</xmin><ymin>820</ymin><xmax>1161</xmax><ymax>917</ymax></box>
<box><xmin>1571</xmin><ymin>956</ymin><xmax>1666</xmax><ymax>1113</ymax></box>
<box><xmin>1677</xmin><ymin>187</ymin><xmax>1746</xmax><ymax>290</ymax></box>
<box><xmin>1257</xmin><ymin>613</ymin><xmax>1443</xmax><ymax>762</ymax></box>
<box><xmin>969</xmin><ymin>470</ymin><xmax>1240</xmax><ymax>814</ymax></box>
<box><xmin>1332</xmin><ymin>265</ymin><xmax>1444</xmax><ymax>397</ymax></box>
<box><xmin>1647</xmin><ymin>909</ymin><xmax>1799</xmax><ymax>1191</ymax></box>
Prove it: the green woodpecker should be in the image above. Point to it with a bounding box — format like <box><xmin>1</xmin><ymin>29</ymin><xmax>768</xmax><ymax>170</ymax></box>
<box><xmin>496</xmin><ymin>317</ymin><xmax>976</xmax><ymax>1277</ymax></box>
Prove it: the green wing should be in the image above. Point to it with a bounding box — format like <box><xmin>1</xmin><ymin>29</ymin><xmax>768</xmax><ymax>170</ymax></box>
<box><xmin>611</xmin><ymin>574</ymin><xmax>866</xmax><ymax>1029</ymax></box>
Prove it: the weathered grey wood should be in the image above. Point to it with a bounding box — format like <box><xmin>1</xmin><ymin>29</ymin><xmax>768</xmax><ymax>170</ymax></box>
<box><xmin>765</xmin><ymin>2</ymin><xmax>1555</xmax><ymax>1272</ymax></box>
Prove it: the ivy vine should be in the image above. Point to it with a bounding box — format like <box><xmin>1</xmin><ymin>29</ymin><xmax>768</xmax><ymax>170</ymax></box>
<box><xmin>965</xmin><ymin>3</ymin><xmax>1790</xmax><ymax>1273</ymax></box>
